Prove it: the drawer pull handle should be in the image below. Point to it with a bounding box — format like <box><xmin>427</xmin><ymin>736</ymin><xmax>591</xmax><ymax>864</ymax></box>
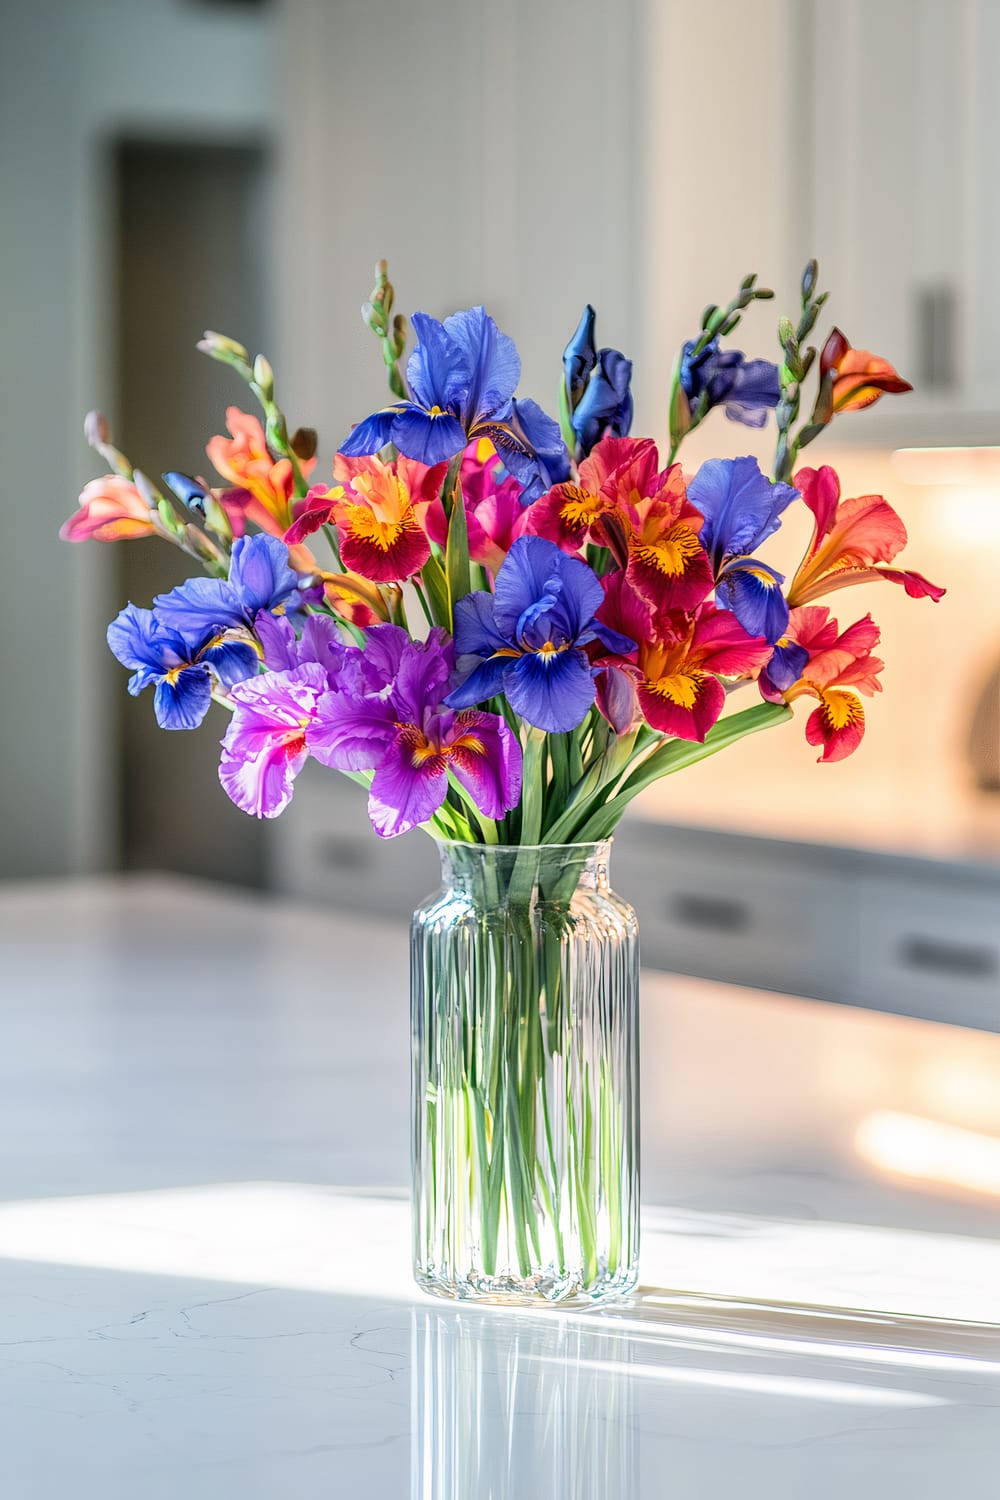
<box><xmin>900</xmin><ymin>937</ymin><xmax>997</xmax><ymax>979</ymax></box>
<box><xmin>672</xmin><ymin>895</ymin><xmax>750</xmax><ymax>933</ymax></box>
<box><xmin>320</xmin><ymin>837</ymin><xmax>370</xmax><ymax>872</ymax></box>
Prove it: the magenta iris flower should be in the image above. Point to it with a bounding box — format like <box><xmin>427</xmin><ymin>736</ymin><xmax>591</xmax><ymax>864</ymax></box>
<box><xmin>107</xmin><ymin>603</ymin><xmax>257</xmax><ymax>730</ymax></box>
<box><xmin>338</xmin><ymin>306</ymin><xmax>570</xmax><ymax>504</ymax></box>
<box><xmin>154</xmin><ymin>534</ymin><xmax>312</xmax><ymax>638</ymax></box>
<box><xmin>220</xmin><ymin>663</ymin><xmax>329</xmax><ymax>818</ymax></box>
<box><xmin>445</xmin><ymin>537</ymin><xmax>635</xmax><ymax>733</ymax></box>
<box><xmin>309</xmin><ymin>625</ymin><xmax>521</xmax><ymax>838</ymax></box>
<box><xmin>687</xmin><ymin>456</ymin><xmax>798</xmax><ymax>643</ymax></box>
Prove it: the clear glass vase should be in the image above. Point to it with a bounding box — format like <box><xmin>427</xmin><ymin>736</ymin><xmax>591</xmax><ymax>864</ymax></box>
<box><xmin>411</xmin><ymin>840</ymin><xmax>640</xmax><ymax>1306</ymax></box>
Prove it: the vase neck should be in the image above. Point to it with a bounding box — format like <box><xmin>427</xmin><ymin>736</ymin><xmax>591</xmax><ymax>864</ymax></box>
<box><xmin>435</xmin><ymin>840</ymin><xmax>612</xmax><ymax>905</ymax></box>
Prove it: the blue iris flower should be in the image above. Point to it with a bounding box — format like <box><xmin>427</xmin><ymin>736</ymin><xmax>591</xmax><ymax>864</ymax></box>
<box><xmin>687</xmin><ymin>456</ymin><xmax>799</xmax><ymax>643</ymax></box>
<box><xmin>445</xmin><ymin>536</ymin><xmax>635</xmax><ymax>733</ymax></box>
<box><xmin>763</xmin><ymin>639</ymin><xmax>810</xmax><ymax>693</ymax></box>
<box><xmin>563</xmin><ymin>305</ymin><xmax>633</xmax><ymax>458</ymax></box>
<box><xmin>680</xmin><ymin>338</ymin><xmax>781</xmax><ymax>429</ymax></box>
<box><xmin>339</xmin><ymin>305</ymin><xmax>570</xmax><ymax>504</ymax></box>
<box><xmin>107</xmin><ymin>604</ymin><xmax>257</xmax><ymax>730</ymax></box>
<box><xmin>153</xmin><ymin>534</ymin><xmax>309</xmax><ymax>638</ymax></box>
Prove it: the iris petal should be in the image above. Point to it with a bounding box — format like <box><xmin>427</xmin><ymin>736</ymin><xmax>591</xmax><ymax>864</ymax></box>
<box><xmin>153</xmin><ymin>667</ymin><xmax>212</xmax><ymax>730</ymax></box>
<box><xmin>444</xmin><ymin>655</ymin><xmax>511</xmax><ymax>711</ymax></box>
<box><xmin>505</xmin><ymin>648</ymin><xmax>596</xmax><ymax>732</ymax></box>
<box><xmin>716</xmin><ymin>561</ymin><xmax>789</xmax><ymax>643</ymax></box>
<box><xmin>338</xmin><ymin>408</ymin><xmax>401</xmax><ymax>457</ymax></box>
<box><xmin>447</xmin><ymin>711</ymin><xmax>522</xmax><ymax>820</ymax></box>
<box><xmin>368</xmin><ymin>739</ymin><xmax>447</xmax><ymax>838</ymax></box>
<box><xmin>390</xmin><ymin>406</ymin><xmax>466</xmax><ymax>465</ymax></box>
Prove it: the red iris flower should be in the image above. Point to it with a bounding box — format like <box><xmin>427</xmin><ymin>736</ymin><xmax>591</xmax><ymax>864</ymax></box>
<box><xmin>525</xmin><ymin>435</ymin><xmax>713</xmax><ymax>616</ymax></box>
<box><xmin>595</xmin><ymin>572</ymin><xmax>770</xmax><ymax>742</ymax></box>
<box><xmin>286</xmin><ymin>452</ymin><xmax>447</xmax><ymax>583</ymax></box>
<box><xmin>767</xmin><ymin>604</ymin><xmax>884</xmax><ymax>762</ymax></box>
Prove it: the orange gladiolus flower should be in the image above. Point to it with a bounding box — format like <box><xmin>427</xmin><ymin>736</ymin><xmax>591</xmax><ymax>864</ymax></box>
<box><xmin>206</xmin><ymin>407</ymin><xmax>315</xmax><ymax>536</ymax></box>
<box><xmin>788</xmin><ymin>466</ymin><xmax>945</xmax><ymax>606</ymax></box>
<box><xmin>60</xmin><ymin>475</ymin><xmax>155</xmax><ymax>542</ymax></box>
<box><xmin>819</xmin><ymin>328</ymin><xmax>912</xmax><ymax>414</ymax></box>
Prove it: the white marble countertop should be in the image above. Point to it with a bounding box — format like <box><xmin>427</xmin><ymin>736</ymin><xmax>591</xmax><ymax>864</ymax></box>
<box><xmin>0</xmin><ymin>876</ymin><xmax>997</xmax><ymax>1499</ymax></box>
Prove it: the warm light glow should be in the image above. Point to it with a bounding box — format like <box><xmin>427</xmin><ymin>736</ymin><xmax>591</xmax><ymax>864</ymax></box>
<box><xmin>856</xmin><ymin>1110</ymin><xmax>1000</xmax><ymax>1197</ymax></box>
<box><xmin>891</xmin><ymin>446</ymin><xmax>1000</xmax><ymax>486</ymax></box>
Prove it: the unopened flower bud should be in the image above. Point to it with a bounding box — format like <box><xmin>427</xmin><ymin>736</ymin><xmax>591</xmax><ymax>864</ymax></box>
<box><xmin>203</xmin><ymin>493</ymin><xmax>233</xmax><ymax>544</ymax></box>
<box><xmin>197</xmin><ymin>330</ymin><xmax>249</xmax><ymax>363</ymax></box>
<box><xmin>133</xmin><ymin>469</ymin><xmax>161</xmax><ymax>512</ymax></box>
<box><xmin>252</xmin><ymin>354</ymin><xmax>275</xmax><ymax>400</ymax></box>
<box><xmin>290</xmin><ymin>426</ymin><xmax>318</xmax><ymax>461</ymax></box>
<box><xmin>390</xmin><ymin>312</ymin><xmax>407</xmax><ymax>359</ymax></box>
<box><xmin>84</xmin><ymin>410</ymin><xmax>110</xmax><ymax>448</ymax></box>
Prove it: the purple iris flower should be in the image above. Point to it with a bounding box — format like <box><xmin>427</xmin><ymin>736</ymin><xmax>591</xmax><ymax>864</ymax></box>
<box><xmin>338</xmin><ymin>306</ymin><xmax>570</xmax><ymax>505</ymax></box>
<box><xmin>688</xmin><ymin>456</ymin><xmax>798</xmax><ymax>643</ymax></box>
<box><xmin>153</xmin><ymin>534</ymin><xmax>312</xmax><ymax>638</ymax></box>
<box><xmin>563</xmin><ymin>306</ymin><xmax>634</xmax><ymax>459</ymax></box>
<box><xmin>445</xmin><ymin>537</ymin><xmax>635</xmax><ymax>733</ymax></box>
<box><xmin>107</xmin><ymin>603</ymin><xmax>257</xmax><ymax>730</ymax></box>
<box><xmin>679</xmin><ymin>337</ymin><xmax>781</xmax><ymax>428</ymax></box>
<box><xmin>308</xmin><ymin>625</ymin><xmax>522</xmax><ymax>838</ymax></box>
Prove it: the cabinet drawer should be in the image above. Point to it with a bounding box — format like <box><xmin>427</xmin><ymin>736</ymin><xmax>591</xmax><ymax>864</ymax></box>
<box><xmin>614</xmin><ymin>833</ymin><xmax>843</xmax><ymax>999</ymax></box>
<box><xmin>853</xmin><ymin>877</ymin><xmax>1000</xmax><ymax>1033</ymax></box>
<box><xmin>271</xmin><ymin>767</ymin><xmax>437</xmax><ymax>919</ymax></box>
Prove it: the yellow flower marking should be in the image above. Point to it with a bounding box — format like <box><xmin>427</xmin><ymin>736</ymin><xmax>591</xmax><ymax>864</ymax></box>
<box><xmin>558</xmin><ymin>485</ymin><xmax>607</xmax><ymax>528</ymax></box>
<box><xmin>633</xmin><ymin>522</ymin><xmax>701</xmax><ymax>577</ymax></box>
<box><xmin>645</xmin><ymin>669</ymin><xmax>705</xmax><ymax>709</ymax></box>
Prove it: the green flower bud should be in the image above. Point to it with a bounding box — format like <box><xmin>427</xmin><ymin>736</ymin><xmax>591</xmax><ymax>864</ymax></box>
<box><xmin>252</xmin><ymin>354</ymin><xmax>275</xmax><ymax>401</ymax></box>
<box><xmin>197</xmin><ymin>330</ymin><xmax>249</xmax><ymax>363</ymax></box>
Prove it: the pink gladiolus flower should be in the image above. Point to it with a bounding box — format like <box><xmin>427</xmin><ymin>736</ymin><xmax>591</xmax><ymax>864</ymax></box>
<box><xmin>424</xmin><ymin>443</ymin><xmax>527</xmax><ymax>571</ymax></box>
<box><xmin>60</xmin><ymin>475</ymin><xmax>155</xmax><ymax>543</ymax></box>
<box><xmin>788</xmin><ymin>466</ymin><xmax>945</xmax><ymax>606</ymax></box>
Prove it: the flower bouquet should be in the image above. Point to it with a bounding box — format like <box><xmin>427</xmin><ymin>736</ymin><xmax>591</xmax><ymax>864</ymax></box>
<box><xmin>63</xmin><ymin>259</ymin><xmax>942</xmax><ymax>1305</ymax></box>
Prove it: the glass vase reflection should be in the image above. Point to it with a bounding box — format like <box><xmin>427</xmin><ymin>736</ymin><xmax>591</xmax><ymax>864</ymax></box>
<box><xmin>411</xmin><ymin>840</ymin><xmax>640</xmax><ymax>1305</ymax></box>
<box><xmin>412</xmin><ymin>1308</ymin><xmax>638</xmax><ymax>1499</ymax></box>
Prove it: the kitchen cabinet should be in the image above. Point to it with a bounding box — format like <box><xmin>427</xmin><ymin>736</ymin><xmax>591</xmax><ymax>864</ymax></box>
<box><xmin>807</xmin><ymin>0</ymin><xmax>1000</xmax><ymax>446</ymax></box>
<box><xmin>273</xmin><ymin>769</ymin><xmax>1000</xmax><ymax>1035</ymax></box>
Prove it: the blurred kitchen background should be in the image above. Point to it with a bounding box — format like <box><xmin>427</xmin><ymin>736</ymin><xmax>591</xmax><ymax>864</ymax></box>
<box><xmin>3</xmin><ymin>1</ymin><xmax>1000</xmax><ymax>1223</ymax></box>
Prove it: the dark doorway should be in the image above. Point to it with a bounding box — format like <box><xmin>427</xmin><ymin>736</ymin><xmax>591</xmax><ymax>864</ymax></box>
<box><xmin>115</xmin><ymin>139</ymin><xmax>272</xmax><ymax>887</ymax></box>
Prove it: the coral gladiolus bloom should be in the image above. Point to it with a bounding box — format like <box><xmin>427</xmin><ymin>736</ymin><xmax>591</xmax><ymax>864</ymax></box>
<box><xmin>762</xmin><ymin>604</ymin><xmax>884</xmax><ymax>762</ymax></box>
<box><xmin>60</xmin><ymin>476</ymin><xmax>155</xmax><ymax>542</ymax></box>
<box><xmin>788</xmin><ymin>466</ymin><xmax>945</xmax><ymax>606</ymax></box>
<box><xmin>207</xmin><ymin>407</ymin><xmax>315</xmax><ymax>535</ymax></box>
<box><xmin>819</xmin><ymin>329</ymin><xmax>913</xmax><ymax>413</ymax></box>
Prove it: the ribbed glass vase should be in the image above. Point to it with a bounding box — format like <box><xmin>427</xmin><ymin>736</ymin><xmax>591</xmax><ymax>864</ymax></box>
<box><xmin>410</xmin><ymin>839</ymin><xmax>640</xmax><ymax>1306</ymax></box>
